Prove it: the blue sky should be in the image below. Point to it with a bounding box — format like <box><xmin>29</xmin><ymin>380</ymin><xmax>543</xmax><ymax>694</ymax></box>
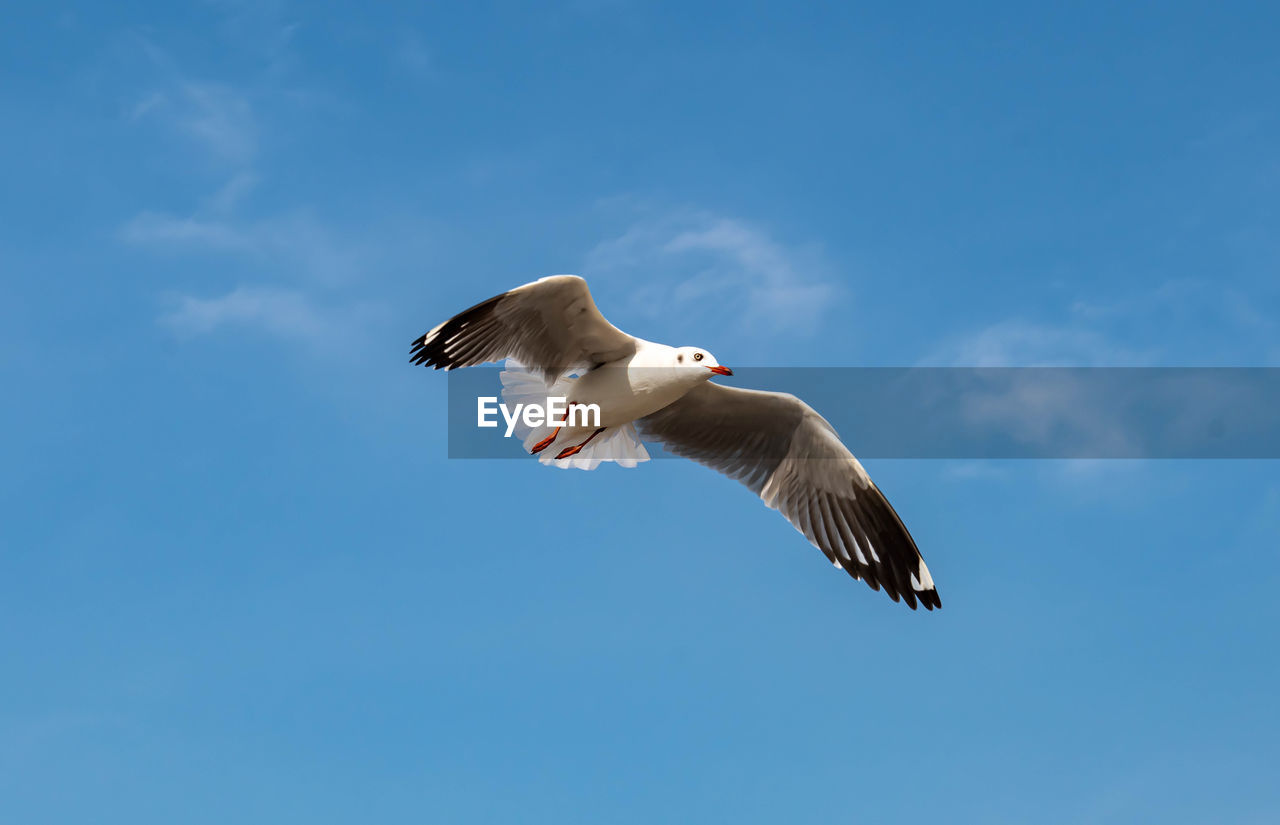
<box><xmin>3</xmin><ymin>1</ymin><xmax>1279</xmax><ymax>822</ymax></box>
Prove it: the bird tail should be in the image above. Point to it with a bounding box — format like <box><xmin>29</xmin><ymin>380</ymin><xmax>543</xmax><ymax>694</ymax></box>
<box><xmin>538</xmin><ymin>423</ymin><xmax>650</xmax><ymax>471</ymax></box>
<box><xmin>499</xmin><ymin>360</ymin><xmax>649</xmax><ymax>471</ymax></box>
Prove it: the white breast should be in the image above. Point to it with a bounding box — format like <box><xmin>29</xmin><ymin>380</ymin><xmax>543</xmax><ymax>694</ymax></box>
<box><xmin>570</xmin><ymin>341</ymin><xmax>702</xmax><ymax>427</ymax></box>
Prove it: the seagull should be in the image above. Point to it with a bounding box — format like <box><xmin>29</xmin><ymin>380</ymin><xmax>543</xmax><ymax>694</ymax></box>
<box><xmin>410</xmin><ymin>275</ymin><xmax>940</xmax><ymax>610</ymax></box>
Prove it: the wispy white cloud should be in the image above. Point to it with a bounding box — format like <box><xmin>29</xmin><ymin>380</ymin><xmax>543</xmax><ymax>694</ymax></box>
<box><xmin>1077</xmin><ymin>278</ymin><xmax>1279</xmax><ymax>365</ymax></box>
<box><xmin>120</xmin><ymin>205</ymin><xmax>426</xmax><ymax>288</ymax></box>
<box><xmin>122</xmin><ymin>195</ymin><xmax>428</xmax><ymax>350</ymax></box>
<box><xmin>922</xmin><ymin>319</ymin><xmax>1153</xmax><ymax>367</ymax></box>
<box><xmin>120</xmin><ymin>21</ymin><xmax>318</xmax><ymax>171</ymax></box>
<box><xmin>202</xmin><ymin>171</ymin><xmax>259</xmax><ymax>214</ymax></box>
<box><xmin>121</xmin><ymin>210</ymin><xmax>252</xmax><ymax>251</ymax></box>
<box><xmin>957</xmin><ymin>370</ymin><xmax>1144</xmax><ymax>458</ymax></box>
<box><xmin>130</xmin><ymin>80</ymin><xmax>257</xmax><ymax>164</ymax></box>
<box><xmin>114</xmin><ymin>18</ymin><xmax>407</xmax><ymax>359</ymax></box>
<box><xmin>129</xmin><ymin>90</ymin><xmax>165</xmax><ymax>120</ymax></box>
<box><xmin>918</xmin><ymin>294</ymin><xmax>1157</xmax><ymax>475</ymax></box>
<box><xmin>585</xmin><ymin>208</ymin><xmax>840</xmax><ymax>334</ymax></box>
<box><xmin>160</xmin><ymin>285</ymin><xmax>386</xmax><ymax>357</ymax></box>
<box><xmin>175</xmin><ymin>81</ymin><xmax>257</xmax><ymax>162</ymax></box>
<box><xmin>931</xmin><ymin>277</ymin><xmax>1279</xmax><ymax>368</ymax></box>
<box><xmin>915</xmin><ymin>276</ymin><xmax>1280</xmax><ymax>482</ymax></box>
<box><xmin>163</xmin><ymin>286</ymin><xmax>325</xmax><ymax>341</ymax></box>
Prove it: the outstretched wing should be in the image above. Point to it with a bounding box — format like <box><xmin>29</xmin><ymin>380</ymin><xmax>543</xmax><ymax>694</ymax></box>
<box><xmin>638</xmin><ymin>382</ymin><xmax>940</xmax><ymax>610</ymax></box>
<box><xmin>410</xmin><ymin>275</ymin><xmax>636</xmax><ymax>382</ymax></box>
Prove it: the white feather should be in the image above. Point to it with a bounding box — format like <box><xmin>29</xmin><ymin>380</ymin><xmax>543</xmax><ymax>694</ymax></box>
<box><xmin>500</xmin><ymin>360</ymin><xmax>649</xmax><ymax>471</ymax></box>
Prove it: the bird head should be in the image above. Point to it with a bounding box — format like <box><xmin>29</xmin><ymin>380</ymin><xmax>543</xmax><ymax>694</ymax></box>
<box><xmin>674</xmin><ymin>346</ymin><xmax>732</xmax><ymax>378</ymax></box>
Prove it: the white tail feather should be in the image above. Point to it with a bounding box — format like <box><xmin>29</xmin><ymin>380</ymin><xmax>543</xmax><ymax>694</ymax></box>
<box><xmin>540</xmin><ymin>423</ymin><xmax>650</xmax><ymax>470</ymax></box>
<box><xmin>500</xmin><ymin>360</ymin><xmax>649</xmax><ymax>471</ymax></box>
<box><xmin>499</xmin><ymin>360</ymin><xmax>577</xmax><ymax>443</ymax></box>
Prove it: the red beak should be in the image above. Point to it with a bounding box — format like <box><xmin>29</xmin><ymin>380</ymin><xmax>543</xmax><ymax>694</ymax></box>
<box><xmin>708</xmin><ymin>365</ymin><xmax>733</xmax><ymax>376</ymax></box>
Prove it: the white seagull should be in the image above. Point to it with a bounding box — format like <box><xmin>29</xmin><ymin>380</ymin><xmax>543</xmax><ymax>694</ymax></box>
<box><xmin>411</xmin><ymin>275</ymin><xmax>940</xmax><ymax>610</ymax></box>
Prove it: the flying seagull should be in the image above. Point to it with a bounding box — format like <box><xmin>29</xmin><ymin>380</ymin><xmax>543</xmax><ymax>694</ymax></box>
<box><xmin>410</xmin><ymin>275</ymin><xmax>940</xmax><ymax>610</ymax></box>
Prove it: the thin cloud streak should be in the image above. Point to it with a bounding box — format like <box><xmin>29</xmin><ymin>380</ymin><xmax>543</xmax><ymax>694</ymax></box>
<box><xmin>121</xmin><ymin>211</ymin><xmax>253</xmax><ymax>251</ymax></box>
<box><xmin>120</xmin><ymin>207</ymin><xmax>427</xmax><ymax>287</ymax></box>
<box><xmin>915</xmin><ymin>277</ymin><xmax>1280</xmax><ymax>479</ymax></box>
<box><xmin>163</xmin><ymin>286</ymin><xmax>325</xmax><ymax>340</ymax></box>
<box><xmin>160</xmin><ymin>285</ymin><xmax>387</xmax><ymax>358</ymax></box>
<box><xmin>929</xmin><ymin>278</ymin><xmax>1280</xmax><ymax>369</ymax></box>
<box><xmin>129</xmin><ymin>80</ymin><xmax>257</xmax><ymax>164</ymax></box>
<box><xmin>922</xmin><ymin>319</ymin><xmax>1153</xmax><ymax>367</ymax></box>
<box><xmin>585</xmin><ymin>209</ymin><xmax>841</xmax><ymax>335</ymax></box>
<box><xmin>117</xmin><ymin>28</ymin><xmax>420</xmax><ymax>354</ymax></box>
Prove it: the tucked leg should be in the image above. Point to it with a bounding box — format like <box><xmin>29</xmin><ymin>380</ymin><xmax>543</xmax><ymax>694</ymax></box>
<box><xmin>530</xmin><ymin>427</ymin><xmax>561</xmax><ymax>455</ymax></box>
<box><xmin>554</xmin><ymin>428</ymin><xmax>607</xmax><ymax>460</ymax></box>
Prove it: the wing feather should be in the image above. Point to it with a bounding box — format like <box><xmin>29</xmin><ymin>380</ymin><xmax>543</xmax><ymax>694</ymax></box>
<box><xmin>410</xmin><ymin>275</ymin><xmax>636</xmax><ymax>381</ymax></box>
<box><xmin>638</xmin><ymin>382</ymin><xmax>940</xmax><ymax>610</ymax></box>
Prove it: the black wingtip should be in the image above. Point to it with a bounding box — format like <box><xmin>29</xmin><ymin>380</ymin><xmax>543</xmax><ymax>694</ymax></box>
<box><xmin>409</xmin><ymin>292</ymin><xmax>506</xmax><ymax>371</ymax></box>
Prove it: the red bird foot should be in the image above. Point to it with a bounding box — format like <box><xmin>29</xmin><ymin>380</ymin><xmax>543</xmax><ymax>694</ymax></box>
<box><xmin>530</xmin><ymin>427</ymin><xmax>561</xmax><ymax>455</ymax></box>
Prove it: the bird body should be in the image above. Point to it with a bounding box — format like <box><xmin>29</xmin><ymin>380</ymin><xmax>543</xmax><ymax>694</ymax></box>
<box><xmin>411</xmin><ymin>275</ymin><xmax>941</xmax><ymax>610</ymax></box>
<box><xmin>567</xmin><ymin>341</ymin><xmax>721</xmax><ymax>427</ymax></box>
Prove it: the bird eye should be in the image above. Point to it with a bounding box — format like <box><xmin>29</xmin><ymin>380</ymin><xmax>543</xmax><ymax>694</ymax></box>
<box><xmin>693</xmin><ymin>352</ymin><xmax>704</xmax><ymax>362</ymax></box>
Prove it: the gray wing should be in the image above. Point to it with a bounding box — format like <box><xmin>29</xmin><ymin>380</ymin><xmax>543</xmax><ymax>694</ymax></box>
<box><xmin>410</xmin><ymin>275</ymin><xmax>637</xmax><ymax>381</ymax></box>
<box><xmin>638</xmin><ymin>382</ymin><xmax>940</xmax><ymax>610</ymax></box>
